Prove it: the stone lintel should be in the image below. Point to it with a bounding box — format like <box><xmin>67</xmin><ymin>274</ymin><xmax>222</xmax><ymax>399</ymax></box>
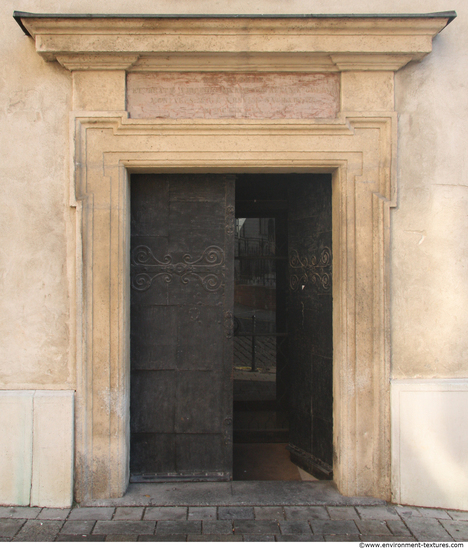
<box><xmin>16</xmin><ymin>13</ymin><xmax>453</xmax><ymax>72</ymax></box>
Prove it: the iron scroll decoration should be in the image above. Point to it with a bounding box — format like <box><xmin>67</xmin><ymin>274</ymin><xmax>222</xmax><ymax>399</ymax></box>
<box><xmin>289</xmin><ymin>247</ymin><xmax>332</xmax><ymax>293</ymax></box>
<box><xmin>131</xmin><ymin>244</ymin><xmax>225</xmax><ymax>292</ymax></box>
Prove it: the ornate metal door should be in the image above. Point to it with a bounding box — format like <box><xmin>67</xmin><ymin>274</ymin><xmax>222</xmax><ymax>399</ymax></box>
<box><xmin>130</xmin><ymin>174</ymin><xmax>235</xmax><ymax>481</ymax></box>
<box><xmin>287</xmin><ymin>175</ymin><xmax>333</xmax><ymax>479</ymax></box>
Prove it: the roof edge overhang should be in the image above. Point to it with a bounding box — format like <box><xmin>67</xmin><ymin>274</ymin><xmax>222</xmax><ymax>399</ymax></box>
<box><xmin>13</xmin><ymin>10</ymin><xmax>456</xmax><ymax>72</ymax></box>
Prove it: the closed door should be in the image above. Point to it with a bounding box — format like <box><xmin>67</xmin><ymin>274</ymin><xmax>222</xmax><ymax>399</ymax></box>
<box><xmin>130</xmin><ymin>174</ymin><xmax>235</xmax><ymax>481</ymax></box>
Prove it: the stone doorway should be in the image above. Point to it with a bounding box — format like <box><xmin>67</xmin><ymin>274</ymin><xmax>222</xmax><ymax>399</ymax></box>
<box><xmin>69</xmin><ymin>112</ymin><xmax>396</xmax><ymax>503</ymax></box>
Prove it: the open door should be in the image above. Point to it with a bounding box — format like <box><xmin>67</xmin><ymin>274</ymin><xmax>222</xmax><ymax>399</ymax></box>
<box><xmin>130</xmin><ymin>174</ymin><xmax>235</xmax><ymax>481</ymax></box>
<box><xmin>287</xmin><ymin>175</ymin><xmax>333</xmax><ymax>479</ymax></box>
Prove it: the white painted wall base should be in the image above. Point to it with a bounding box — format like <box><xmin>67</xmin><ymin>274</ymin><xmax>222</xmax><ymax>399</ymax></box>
<box><xmin>392</xmin><ymin>379</ymin><xmax>468</xmax><ymax>510</ymax></box>
<box><xmin>0</xmin><ymin>391</ymin><xmax>34</xmax><ymax>505</ymax></box>
<box><xmin>0</xmin><ymin>390</ymin><xmax>74</xmax><ymax>508</ymax></box>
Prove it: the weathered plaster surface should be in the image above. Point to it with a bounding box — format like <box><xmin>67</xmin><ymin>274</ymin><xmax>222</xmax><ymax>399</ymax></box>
<box><xmin>0</xmin><ymin>4</ymin><xmax>72</xmax><ymax>389</ymax></box>
<box><xmin>393</xmin><ymin>5</ymin><xmax>468</xmax><ymax>378</ymax></box>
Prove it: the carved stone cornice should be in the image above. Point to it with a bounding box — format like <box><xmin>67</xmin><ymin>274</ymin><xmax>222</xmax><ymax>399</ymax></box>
<box><xmin>14</xmin><ymin>12</ymin><xmax>455</xmax><ymax>72</ymax></box>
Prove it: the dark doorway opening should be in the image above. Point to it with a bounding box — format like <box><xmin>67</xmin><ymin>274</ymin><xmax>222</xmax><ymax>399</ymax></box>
<box><xmin>233</xmin><ymin>174</ymin><xmax>333</xmax><ymax>481</ymax></box>
<box><xmin>129</xmin><ymin>173</ymin><xmax>333</xmax><ymax>483</ymax></box>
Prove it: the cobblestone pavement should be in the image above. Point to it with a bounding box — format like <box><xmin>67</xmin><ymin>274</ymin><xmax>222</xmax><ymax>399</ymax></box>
<box><xmin>1</xmin><ymin>504</ymin><xmax>468</xmax><ymax>542</ymax></box>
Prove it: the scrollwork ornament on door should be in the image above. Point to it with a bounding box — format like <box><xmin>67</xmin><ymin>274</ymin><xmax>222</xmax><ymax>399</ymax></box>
<box><xmin>289</xmin><ymin>247</ymin><xmax>332</xmax><ymax>293</ymax></box>
<box><xmin>132</xmin><ymin>271</ymin><xmax>173</xmax><ymax>291</ymax></box>
<box><xmin>131</xmin><ymin>244</ymin><xmax>225</xmax><ymax>292</ymax></box>
<box><xmin>183</xmin><ymin>246</ymin><xmax>225</xmax><ymax>266</ymax></box>
<box><xmin>132</xmin><ymin>245</ymin><xmax>172</xmax><ymax>267</ymax></box>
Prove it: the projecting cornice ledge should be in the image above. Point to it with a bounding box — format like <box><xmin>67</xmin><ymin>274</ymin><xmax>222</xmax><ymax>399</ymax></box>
<box><xmin>14</xmin><ymin>11</ymin><xmax>456</xmax><ymax>72</ymax></box>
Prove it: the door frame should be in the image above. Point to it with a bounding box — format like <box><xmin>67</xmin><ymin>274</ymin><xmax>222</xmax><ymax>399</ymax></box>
<box><xmin>71</xmin><ymin>113</ymin><xmax>394</xmax><ymax>503</ymax></box>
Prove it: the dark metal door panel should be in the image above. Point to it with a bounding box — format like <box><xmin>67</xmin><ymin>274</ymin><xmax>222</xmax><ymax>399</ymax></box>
<box><xmin>130</xmin><ymin>174</ymin><xmax>235</xmax><ymax>481</ymax></box>
<box><xmin>287</xmin><ymin>175</ymin><xmax>333</xmax><ymax>479</ymax></box>
<box><xmin>275</xmin><ymin>213</ymin><xmax>289</xmax><ymax>413</ymax></box>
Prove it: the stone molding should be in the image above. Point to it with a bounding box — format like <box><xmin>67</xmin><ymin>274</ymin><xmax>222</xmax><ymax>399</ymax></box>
<box><xmin>16</xmin><ymin>13</ymin><xmax>452</xmax><ymax>72</ymax></box>
<box><xmin>71</xmin><ymin>112</ymin><xmax>394</xmax><ymax>502</ymax></box>
<box><xmin>57</xmin><ymin>54</ymin><xmax>139</xmax><ymax>71</ymax></box>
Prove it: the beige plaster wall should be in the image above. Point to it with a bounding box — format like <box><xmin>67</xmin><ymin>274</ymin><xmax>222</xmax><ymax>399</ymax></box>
<box><xmin>0</xmin><ymin>1</ymin><xmax>72</xmax><ymax>389</ymax></box>
<box><xmin>392</xmin><ymin>4</ymin><xmax>468</xmax><ymax>379</ymax></box>
<box><xmin>0</xmin><ymin>0</ymin><xmax>466</xmax><ymax>385</ymax></box>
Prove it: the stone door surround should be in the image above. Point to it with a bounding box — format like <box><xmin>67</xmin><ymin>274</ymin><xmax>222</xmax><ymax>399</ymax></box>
<box><xmin>16</xmin><ymin>11</ymin><xmax>454</xmax><ymax>503</ymax></box>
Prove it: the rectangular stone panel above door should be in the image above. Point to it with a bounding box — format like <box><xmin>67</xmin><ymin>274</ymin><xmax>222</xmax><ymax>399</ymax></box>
<box><xmin>127</xmin><ymin>72</ymin><xmax>340</xmax><ymax>120</ymax></box>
